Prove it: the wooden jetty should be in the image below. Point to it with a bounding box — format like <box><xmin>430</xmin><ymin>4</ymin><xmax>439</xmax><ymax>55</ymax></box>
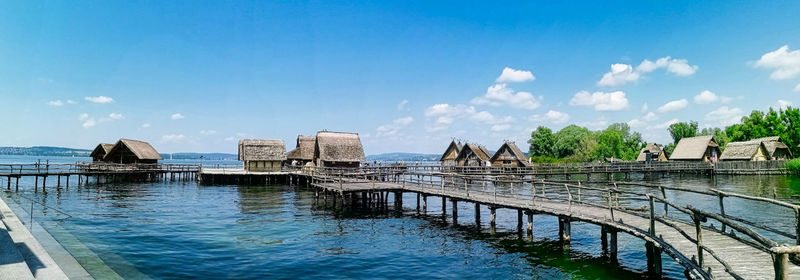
<box><xmin>202</xmin><ymin>164</ymin><xmax>800</xmax><ymax>280</ymax></box>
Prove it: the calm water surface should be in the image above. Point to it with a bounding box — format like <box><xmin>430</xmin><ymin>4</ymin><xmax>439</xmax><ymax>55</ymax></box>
<box><xmin>2</xmin><ymin>156</ymin><xmax>799</xmax><ymax>279</ymax></box>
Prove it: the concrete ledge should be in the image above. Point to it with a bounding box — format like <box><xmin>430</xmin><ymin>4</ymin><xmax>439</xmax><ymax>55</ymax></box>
<box><xmin>0</xmin><ymin>196</ymin><xmax>69</xmax><ymax>280</ymax></box>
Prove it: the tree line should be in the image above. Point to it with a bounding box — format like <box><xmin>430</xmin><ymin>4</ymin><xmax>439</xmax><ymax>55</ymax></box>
<box><xmin>528</xmin><ymin>106</ymin><xmax>800</xmax><ymax>162</ymax></box>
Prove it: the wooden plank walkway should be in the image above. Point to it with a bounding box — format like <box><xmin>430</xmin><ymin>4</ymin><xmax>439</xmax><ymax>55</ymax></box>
<box><xmin>309</xmin><ymin>175</ymin><xmax>800</xmax><ymax>280</ymax></box>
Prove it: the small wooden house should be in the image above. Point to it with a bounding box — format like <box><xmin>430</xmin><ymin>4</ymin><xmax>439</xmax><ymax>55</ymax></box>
<box><xmin>668</xmin><ymin>136</ymin><xmax>721</xmax><ymax>162</ymax></box>
<box><xmin>636</xmin><ymin>143</ymin><xmax>668</xmax><ymax>162</ymax></box>
<box><xmin>490</xmin><ymin>141</ymin><xmax>530</xmax><ymax>167</ymax></box>
<box><xmin>286</xmin><ymin>135</ymin><xmax>316</xmax><ymax>166</ymax></box>
<box><xmin>455</xmin><ymin>143</ymin><xmax>492</xmax><ymax>167</ymax></box>
<box><xmin>313</xmin><ymin>131</ymin><xmax>366</xmax><ymax>168</ymax></box>
<box><xmin>90</xmin><ymin>143</ymin><xmax>115</xmax><ymax>162</ymax></box>
<box><xmin>439</xmin><ymin>140</ymin><xmax>463</xmax><ymax>166</ymax></box>
<box><xmin>753</xmin><ymin>136</ymin><xmax>792</xmax><ymax>160</ymax></box>
<box><xmin>720</xmin><ymin>141</ymin><xmax>768</xmax><ymax>161</ymax></box>
<box><xmin>103</xmin><ymin>139</ymin><xmax>163</xmax><ymax>164</ymax></box>
<box><xmin>238</xmin><ymin>139</ymin><xmax>287</xmax><ymax>172</ymax></box>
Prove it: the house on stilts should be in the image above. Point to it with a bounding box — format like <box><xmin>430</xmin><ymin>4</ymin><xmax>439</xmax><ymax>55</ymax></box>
<box><xmin>286</xmin><ymin>135</ymin><xmax>316</xmax><ymax>166</ymax></box>
<box><xmin>490</xmin><ymin>141</ymin><xmax>531</xmax><ymax>167</ymax></box>
<box><xmin>440</xmin><ymin>140</ymin><xmax>463</xmax><ymax>166</ymax></box>
<box><xmin>636</xmin><ymin>143</ymin><xmax>668</xmax><ymax>162</ymax></box>
<box><xmin>90</xmin><ymin>143</ymin><xmax>115</xmax><ymax>162</ymax></box>
<box><xmin>238</xmin><ymin>139</ymin><xmax>287</xmax><ymax>172</ymax></box>
<box><xmin>668</xmin><ymin>136</ymin><xmax>721</xmax><ymax>162</ymax></box>
<box><xmin>313</xmin><ymin>131</ymin><xmax>365</xmax><ymax>168</ymax></box>
<box><xmin>103</xmin><ymin>139</ymin><xmax>163</xmax><ymax>164</ymax></box>
<box><xmin>454</xmin><ymin>143</ymin><xmax>492</xmax><ymax>167</ymax></box>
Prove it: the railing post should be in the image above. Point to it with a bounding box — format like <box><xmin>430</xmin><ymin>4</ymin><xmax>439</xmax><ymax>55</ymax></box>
<box><xmin>693</xmin><ymin>213</ymin><xmax>704</xmax><ymax>268</ymax></box>
<box><xmin>649</xmin><ymin>195</ymin><xmax>656</xmax><ymax>236</ymax></box>
<box><xmin>774</xmin><ymin>251</ymin><xmax>789</xmax><ymax>280</ymax></box>
<box><xmin>718</xmin><ymin>192</ymin><xmax>727</xmax><ymax>233</ymax></box>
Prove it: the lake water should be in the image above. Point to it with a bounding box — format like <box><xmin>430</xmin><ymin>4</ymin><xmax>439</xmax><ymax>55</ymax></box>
<box><xmin>2</xmin><ymin>155</ymin><xmax>799</xmax><ymax>279</ymax></box>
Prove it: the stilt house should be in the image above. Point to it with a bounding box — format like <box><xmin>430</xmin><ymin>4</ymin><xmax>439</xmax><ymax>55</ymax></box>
<box><xmin>455</xmin><ymin>143</ymin><xmax>492</xmax><ymax>167</ymax></box>
<box><xmin>238</xmin><ymin>139</ymin><xmax>287</xmax><ymax>172</ymax></box>
<box><xmin>636</xmin><ymin>143</ymin><xmax>668</xmax><ymax>162</ymax></box>
<box><xmin>490</xmin><ymin>141</ymin><xmax>531</xmax><ymax>167</ymax></box>
<box><xmin>668</xmin><ymin>136</ymin><xmax>721</xmax><ymax>162</ymax></box>
<box><xmin>439</xmin><ymin>140</ymin><xmax>463</xmax><ymax>166</ymax></box>
<box><xmin>286</xmin><ymin>135</ymin><xmax>316</xmax><ymax>166</ymax></box>
<box><xmin>90</xmin><ymin>143</ymin><xmax>115</xmax><ymax>162</ymax></box>
<box><xmin>313</xmin><ymin>131</ymin><xmax>365</xmax><ymax>168</ymax></box>
<box><xmin>103</xmin><ymin>139</ymin><xmax>163</xmax><ymax>164</ymax></box>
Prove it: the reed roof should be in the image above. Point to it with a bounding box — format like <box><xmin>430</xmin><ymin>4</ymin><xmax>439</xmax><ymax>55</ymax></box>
<box><xmin>105</xmin><ymin>139</ymin><xmax>163</xmax><ymax>161</ymax></box>
<box><xmin>720</xmin><ymin>141</ymin><xmax>764</xmax><ymax>160</ymax></box>
<box><xmin>636</xmin><ymin>143</ymin><xmax>664</xmax><ymax>161</ymax></box>
<box><xmin>490</xmin><ymin>141</ymin><xmax>530</xmax><ymax>166</ymax></box>
<box><xmin>457</xmin><ymin>143</ymin><xmax>491</xmax><ymax>162</ymax></box>
<box><xmin>315</xmin><ymin>131</ymin><xmax>365</xmax><ymax>162</ymax></box>
<box><xmin>90</xmin><ymin>143</ymin><xmax>115</xmax><ymax>158</ymax></box>
<box><xmin>287</xmin><ymin>135</ymin><xmax>316</xmax><ymax>161</ymax></box>
<box><xmin>238</xmin><ymin>139</ymin><xmax>287</xmax><ymax>161</ymax></box>
<box><xmin>669</xmin><ymin>136</ymin><xmax>718</xmax><ymax>160</ymax></box>
<box><xmin>440</xmin><ymin>140</ymin><xmax>463</xmax><ymax>161</ymax></box>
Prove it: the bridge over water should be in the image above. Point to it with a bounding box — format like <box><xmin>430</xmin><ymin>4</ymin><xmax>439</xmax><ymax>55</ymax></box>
<box><xmin>289</xmin><ymin>165</ymin><xmax>800</xmax><ymax>280</ymax></box>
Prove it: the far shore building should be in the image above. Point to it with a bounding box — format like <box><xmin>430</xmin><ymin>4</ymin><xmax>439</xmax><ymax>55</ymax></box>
<box><xmin>286</xmin><ymin>135</ymin><xmax>316</xmax><ymax>166</ymax></box>
<box><xmin>668</xmin><ymin>136</ymin><xmax>721</xmax><ymax>162</ymax></box>
<box><xmin>490</xmin><ymin>141</ymin><xmax>531</xmax><ymax>167</ymax></box>
<box><xmin>90</xmin><ymin>143</ymin><xmax>115</xmax><ymax>162</ymax></box>
<box><xmin>313</xmin><ymin>131</ymin><xmax>365</xmax><ymax>168</ymax></box>
<box><xmin>720</xmin><ymin>141</ymin><xmax>768</xmax><ymax>161</ymax></box>
<box><xmin>439</xmin><ymin>140</ymin><xmax>463</xmax><ymax>166</ymax></box>
<box><xmin>636</xmin><ymin>143</ymin><xmax>668</xmax><ymax>162</ymax></box>
<box><xmin>103</xmin><ymin>139</ymin><xmax>163</xmax><ymax>164</ymax></box>
<box><xmin>238</xmin><ymin>139</ymin><xmax>287</xmax><ymax>172</ymax></box>
<box><xmin>455</xmin><ymin>143</ymin><xmax>492</xmax><ymax>167</ymax></box>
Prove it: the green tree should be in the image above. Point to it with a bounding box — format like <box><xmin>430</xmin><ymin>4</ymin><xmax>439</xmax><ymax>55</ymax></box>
<box><xmin>594</xmin><ymin>123</ymin><xmax>643</xmax><ymax>160</ymax></box>
<box><xmin>552</xmin><ymin>125</ymin><xmax>592</xmax><ymax>158</ymax></box>
<box><xmin>528</xmin><ymin>126</ymin><xmax>555</xmax><ymax>157</ymax></box>
<box><xmin>668</xmin><ymin>121</ymin><xmax>698</xmax><ymax>144</ymax></box>
<box><xmin>700</xmin><ymin>127</ymin><xmax>730</xmax><ymax>150</ymax></box>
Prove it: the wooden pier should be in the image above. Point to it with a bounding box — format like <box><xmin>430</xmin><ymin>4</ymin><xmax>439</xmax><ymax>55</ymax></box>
<box><xmin>272</xmin><ymin>165</ymin><xmax>800</xmax><ymax>279</ymax></box>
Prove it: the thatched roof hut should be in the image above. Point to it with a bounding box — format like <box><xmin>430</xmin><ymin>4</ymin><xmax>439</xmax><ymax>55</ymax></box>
<box><xmin>314</xmin><ymin>131</ymin><xmax>365</xmax><ymax>168</ymax></box>
<box><xmin>90</xmin><ymin>143</ymin><xmax>115</xmax><ymax>162</ymax></box>
<box><xmin>752</xmin><ymin>136</ymin><xmax>793</xmax><ymax>160</ymax></box>
<box><xmin>720</xmin><ymin>141</ymin><xmax>768</xmax><ymax>161</ymax></box>
<box><xmin>669</xmin><ymin>136</ymin><xmax>720</xmax><ymax>162</ymax></box>
<box><xmin>286</xmin><ymin>135</ymin><xmax>316</xmax><ymax>164</ymax></box>
<box><xmin>636</xmin><ymin>143</ymin><xmax>668</xmax><ymax>162</ymax></box>
<box><xmin>455</xmin><ymin>143</ymin><xmax>492</xmax><ymax>167</ymax></box>
<box><xmin>238</xmin><ymin>139</ymin><xmax>287</xmax><ymax>161</ymax></box>
<box><xmin>104</xmin><ymin>139</ymin><xmax>163</xmax><ymax>164</ymax></box>
<box><xmin>440</xmin><ymin>140</ymin><xmax>463</xmax><ymax>166</ymax></box>
<box><xmin>490</xmin><ymin>141</ymin><xmax>530</xmax><ymax>167</ymax></box>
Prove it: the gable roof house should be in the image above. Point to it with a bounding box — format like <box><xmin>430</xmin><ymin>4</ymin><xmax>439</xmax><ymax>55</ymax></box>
<box><xmin>238</xmin><ymin>139</ymin><xmax>287</xmax><ymax>172</ymax></box>
<box><xmin>490</xmin><ymin>141</ymin><xmax>531</xmax><ymax>167</ymax></box>
<box><xmin>720</xmin><ymin>140</ymin><xmax>769</xmax><ymax>161</ymax></box>
<box><xmin>440</xmin><ymin>140</ymin><xmax>463</xmax><ymax>166</ymax></box>
<box><xmin>286</xmin><ymin>135</ymin><xmax>316</xmax><ymax>165</ymax></box>
<box><xmin>313</xmin><ymin>131</ymin><xmax>365</xmax><ymax>168</ymax></box>
<box><xmin>668</xmin><ymin>136</ymin><xmax>721</xmax><ymax>162</ymax></box>
<box><xmin>455</xmin><ymin>143</ymin><xmax>492</xmax><ymax>167</ymax></box>
<box><xmin>636</xmin><ymin>143</ymin><xmax>668</xmax><ymax>162</ymax></box>
<box><xmin>103</xmin><ymin>139</ymin><xmax>163</xmax><ymax>164</ymax></box>
<box><xmin>90</xmin><ymin>143</ymin><xmax>115</xmax><ymax>162</ymax></box>
<box><xmin>753</xmin><ymin>136</ymin><xmax>793</xmax><ymax>160</ymax></box>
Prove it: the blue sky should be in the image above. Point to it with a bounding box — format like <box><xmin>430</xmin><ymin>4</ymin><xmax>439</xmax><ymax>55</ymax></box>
<box><xmin>2</xmin><ymin>1</ymin><xmax>800</xmax><ymax>154</ymax></box>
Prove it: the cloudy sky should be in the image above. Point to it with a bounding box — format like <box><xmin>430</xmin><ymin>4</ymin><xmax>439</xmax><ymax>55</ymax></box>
<box><xmin>1</xmin><ymin>1</ymin><xmax>799</xmax><ymax>154</ymax></box>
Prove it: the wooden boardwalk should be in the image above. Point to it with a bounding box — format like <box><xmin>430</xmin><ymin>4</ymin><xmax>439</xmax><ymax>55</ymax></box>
<box><xmin>303</xmin><ymin>168</ymin><xmax>800</xmax><ymax>280</ymax></box>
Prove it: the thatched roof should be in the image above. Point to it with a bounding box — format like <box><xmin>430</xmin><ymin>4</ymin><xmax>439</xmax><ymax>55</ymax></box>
<box><xmin>90</xmin><ymin>143</ymin><xmax>115</xmax><ymax>158</ymax></box>
<box><xmin>669</xmin><ymin>136</ymin><xmax>718</xmax><ymax>160</ymax></box>
<box><xmin>105</xmin><ymin>139</ymin><xmax>163</xmax><ymax>161</ymax></box>
<box><xmin>636</xmin><ymin>143</ymin><xmax>664</xmax><ymax>161</ymax></box>
<box><xmin>490</xmin><ymin>141</ymin><xmax>530</xmax><ymax>167</ymax></box>
<box><xmin>440</xmin><ymin>140</ymin><xmax>463</xmax><ymax>161</ymax></box>
<box><xmin>314</xmin><ymin>131</ymin><xmax>365</xmax><ymax>162</ymax></box>
<box><xmin>720</xmin><ymin>141</ymin><xmax>764</xmax><ymax>160</ymax></box>
<box><xmin>287</xmin><ymin>135</ymin><xmax>316</xmax><ymax>161</ymax></box>
<box><xmin>747</xmin><ymin>136</ymin><xmax>791</xmax><ymax>158</ymax></box>
<box><xmin>238</xmin><ymin>139</ymin><xmax>287</xmax><ymax>161</ymax></box>
<box><xmin>457</xmin><ymin>143</ymin><xmax>491</xmax><ymax>162</ymax></box>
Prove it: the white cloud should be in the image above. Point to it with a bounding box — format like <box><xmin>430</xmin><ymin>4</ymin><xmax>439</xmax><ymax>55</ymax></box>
<box><xmin>656</xmin><ymin>99</ymin><xmax>688</xmax><ymax>113</ymax></box>
<box><xmin>530</xmin><ymin>110</ymin><xmax>570</xmax><ymax>124</ymax></box>
<box><xmin>84</xmin><ymin>96</ymin><xmax>114</xmax><ymax>103</ymax></box>
<box><xmin>171</xmin><ymin>113</ymin><xmax>185</xmax><ymax>120</ymax></box>
<box><xmin>577</xmin><ymin>120</ymin><xmax>609</xmax><ymax>130</ymax></box>
<box><xmin>377</xmin><ymin>116</ymin><xmax>414</xmax><ymax>136</ymax></box>
<box><xmin>141</xmin><ymin>123</ymin><xmax>151</xmax><ymax>128</ymax></box>
<box><xmin>496</xmin><ymin>67</ymin><xmax>535</xmax><ymax>83</ymax></box>
<box><xmin>569</xmin><ymin>90</ymin><xmax>629</xmax><ymax>111</ymax></box>
<box><xmin>47</xmin><ymin>100</ymin><xmax>63</xmax><ymax>106</ymax></box>
<box><xmin>424</xmin><ymin>103</ymin><xmax>514</xmax><ymax>132</ymax></box>
<box><xmin>705</xmin><ymin>106</ymin><xmax>744</xmax><ymax>126</ymax></box>
<box><xmin>470</xmin><ymin>111</ymin><xmax>514</xmax><ymax>131</ymax></box>
<box><xmin>200</xmin><ymin>130</ymin><xmax>218</xmax><ymax>135</ymax></box>
<box><xmin>162</xmin><ymin>134</ymin><xmax>186</xmax><ymax>143</ymax></box>
<box><xmin>397</xmin><ymin>99</ymin><xmax>409</xmax><ymax>111</ymax></box>
<box><xmin>66</xmin><ymin>100</ymin><xmax>77</xmax><ymax>104</ymax></box>
<box><xmin>82</xmin><ymin>118</ymin><xmax>96</xmax><ymax>129</ymax></box>
<box><xmin>108</xmin><ymin>113</ymin><xmax>124</xmax><ymax>120</ymax></box>
<box><xmin>627</xmin><ymin>112</ymin><xmax>658</xmax><ymax>128</ymax></box>
<box><xmin>694</xmin><ymin>90</ymin><xmax>718</xmax><ymax>104</ymax></box>
<box><xmin>78</xmin><ymin>113</ymin><xmax>89</xmax><ymax>121</ymax></box>
<box><xmin>598</xmin><ymin>57</ymin><xmax>698</xmax><ymax>87</ymax></box>
<box><xmin>795</xmin><ymin>83</ymin><xmax>800</xmax><ymax>92</ymax></box>
<box><xmin>471</xmin><ymin>83</ymin><xmax>542</xmax><ymax>110</ymax></box>
<box><xmin>754</xmin><ymin>45</ymin><xmax>800</xmax><ymax>80</ymax></box>
<box><xmin>655</xmin><ymin>118</ymin><xmax>679</xmax><ymax>129</ymax></box>
<box><xmin>777</xmin><ymin>100</ymin><xmax>793</xmax><ymax>110</ymax></box>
